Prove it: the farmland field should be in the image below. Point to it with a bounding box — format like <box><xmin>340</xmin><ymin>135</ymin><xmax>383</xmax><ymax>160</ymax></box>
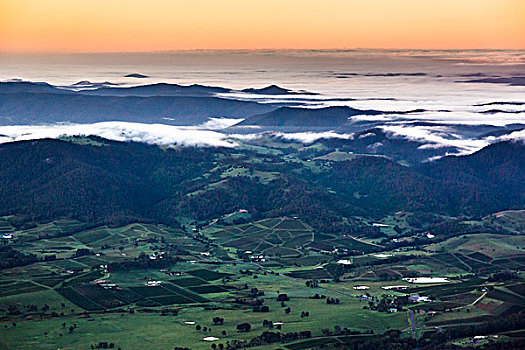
<box><xmin>1</xmin><ymin>218</ymin><xmax>524</xmax><ymax>349</ymax></box>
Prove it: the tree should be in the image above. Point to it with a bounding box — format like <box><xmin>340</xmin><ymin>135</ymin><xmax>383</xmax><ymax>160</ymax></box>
<box><xmin>236</xmin><ymin>323</ymin><xmax>251</xmax><ymax>332</ymax></box>
<box><xmin>277</xmin><ymin>294</ymin><xmax>289</xmax><ymax>302</ymax></box>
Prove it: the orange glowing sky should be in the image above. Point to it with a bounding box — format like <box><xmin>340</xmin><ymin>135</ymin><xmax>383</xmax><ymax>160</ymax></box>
<box><xmin>1</xmin><ymin>0</ymin><xmax>524</xmax><ymax>53</ymax></box>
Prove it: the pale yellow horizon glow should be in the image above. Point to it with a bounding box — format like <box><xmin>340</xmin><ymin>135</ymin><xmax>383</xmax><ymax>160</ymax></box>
<box><xmin>1</xmin><ymin>0</ymin><xmax>524</xmax><ymax>53</ymax></box>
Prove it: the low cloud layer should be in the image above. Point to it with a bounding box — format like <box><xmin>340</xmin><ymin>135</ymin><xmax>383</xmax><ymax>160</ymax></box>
<box><xmin>0</xmin><ymin>122</ymin><xmax>523</xmax><ymax>161</ymax></box>
<box><xmin>0</xmin><ymin>122</ymin><xmax>238</xmax><ymax>148</ymax></box>
<box><xmin>0</xmin><ymin>123</ymin><xmax>354</xmax><ymax>149</ymax></box>
<box><xmin>380</xmin><ymin>124</ymin><xmax>489</xmax><ymax>155</ymax></box>
<box><xmin>271</xmin><ymin>131</ymin><xmax>354</xmax><ymax>144</ymax></box>
<box><xmin>197</xmin><ymin>118</ymin><xmax>245</xmax><ymax>130</ymax></box>
<box><xmin>486</xmin><ymin>128</ymin><xmax>525</xmax><ymax>143</ymax></box>
<box><xmin>381</xmin><ymin>124</ymin><xmax>525</xmax><ymax>157</ymax></box>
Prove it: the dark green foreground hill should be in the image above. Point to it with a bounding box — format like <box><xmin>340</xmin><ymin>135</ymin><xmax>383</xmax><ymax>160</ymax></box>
<box><xmin>0</xmin><ymin>136</ymin><xmax>524</xmax><ymax>231</ymax></box>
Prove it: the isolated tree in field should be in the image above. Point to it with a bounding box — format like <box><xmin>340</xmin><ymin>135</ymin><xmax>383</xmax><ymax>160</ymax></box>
<box><xmin>277</xmin><ymin>293</ymin><xmax>289</xmax><ymax>301</ymax></box>
<box><xmin>262</xmin><ymin>320</ymin><xmax>274</xmax><ymax>328</ymax></box>
<box><xmin>236</xmin><ymin>323</ymin><xmax>251</xmax><ymax>332</ymax></box>
<box><xmin>213</xmin><ymin>317</ymin><xmax>224</xmax><ymax>325</ymax></box>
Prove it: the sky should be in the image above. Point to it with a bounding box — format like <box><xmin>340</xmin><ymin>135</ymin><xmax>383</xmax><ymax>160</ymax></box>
<box><xmin>1</xmin><ymin>0</ymin><xmax>524</xmax><ymax>52</ymax></box>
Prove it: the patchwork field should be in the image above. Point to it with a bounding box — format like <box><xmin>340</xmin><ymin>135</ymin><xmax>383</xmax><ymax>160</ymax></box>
<box><xmin>1</xmin><ymin>218</ymin><xmax>524</xmax><ymax>349</ymax></box>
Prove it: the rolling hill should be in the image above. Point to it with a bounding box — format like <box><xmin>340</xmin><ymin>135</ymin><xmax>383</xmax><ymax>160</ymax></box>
<box><xmin>0</xmin><ymin>136</ymin><xmax>523</xmax><ymax>232</ymax></box>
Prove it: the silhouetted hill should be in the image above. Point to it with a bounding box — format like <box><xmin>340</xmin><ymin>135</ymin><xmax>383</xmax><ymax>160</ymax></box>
<box><xmin>0</xmin><ymin>138</ymin><xmax>219</xmax><ymax>225</ymax></box>
<box><xmin>0</xmin><ymin>81</ymin><xmax>70</xmax><ymax>95</ymax></box>
<box><xmin>315</xmin><ymin>154</ymin><xmax>520</xmax><ymax>217</ymax></box>
<box><xmin>236</xmin><ymin>106</ymin><xmax>382</xmax><ymax>127</ymax></box>
<box><xmin>124</xmin><ymin>73</ymin><xmax>149</xmax><ymax>78</ymax></box>
<box><xmin>420</xmin><ymin>141</ymin><xmax>525</xmax><ymax>205</ymax></box>
<box><xmin>70</xmin><ymin>81</ymin><xmax>119</xmax><ymax>88</ymax></box>
<box><xmin>83</xmin><ymin>83</ymin><xmax>231</xmax><ymax>97</ymax></box>
<box><xmin>241</xmin><ymin>85</ymin><xmax>315</xmax><ymax>95</ymax></box>
<box><xmin>0</xmin><ymin>92</ymin><xmax>275</xmax><ymax>125</ymax></box>
<box><xmin>0</xmin><ymin>81</ymin><xmax>228</xmax><ymax>97</ymax></box>
<box><xmin>460</xmin><ymin>76</ymin><xmax>525</xmax><ymax>86</ymax></box>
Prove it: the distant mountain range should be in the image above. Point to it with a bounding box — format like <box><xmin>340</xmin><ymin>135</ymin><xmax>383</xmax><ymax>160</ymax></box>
<box><xmin>460</xmin><ymin>76</ymin><xmax>525</xmax><ymax>87</ymax></box>
<box><xmin>0</xmin><ymin>81</ymin><xmax>314</xmax><ymax>97</ymax></box>
<box><xmin>0</xmin><ymin>81</ymin><xmax>282</xmax><ymax>125</ymax></box>
<box><xmin>1</xmin><ymin>81</ymin><xmax>523</xmax><ymax>133</ymax></box>
<box><xmin>0</xmin><ymin>81</ymin><xmax>327</xmax><ymax>125</ymax></box>
<box><xmin>0</xmin><ymin>81</ymin><xmax>416</xmax><ymax>128</ymax></box>
<box><xmin>0</xmin><ymin>92</ymin><xmax>276</xmax><ymax>125</ymax></box>
<box><xmin>1</xmin><ymin>81</ymin><xmax>524</xmax><ymax>168</ymax></box>
<box><xmin>0</xmin><ymin>81</ymin><xmax>69</xmax><ymax>94</ymax></box>
<box><xmin>81</xmin><ymin>82</ymin><xmax>231</xmax><ymax>97</ymax></box>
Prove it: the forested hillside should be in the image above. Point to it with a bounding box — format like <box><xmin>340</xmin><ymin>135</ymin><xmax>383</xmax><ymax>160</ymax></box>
<box><xmin>0</xmin><ymin>137</ymin><xmax>523</xmax><ymax>235</ymax></box>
